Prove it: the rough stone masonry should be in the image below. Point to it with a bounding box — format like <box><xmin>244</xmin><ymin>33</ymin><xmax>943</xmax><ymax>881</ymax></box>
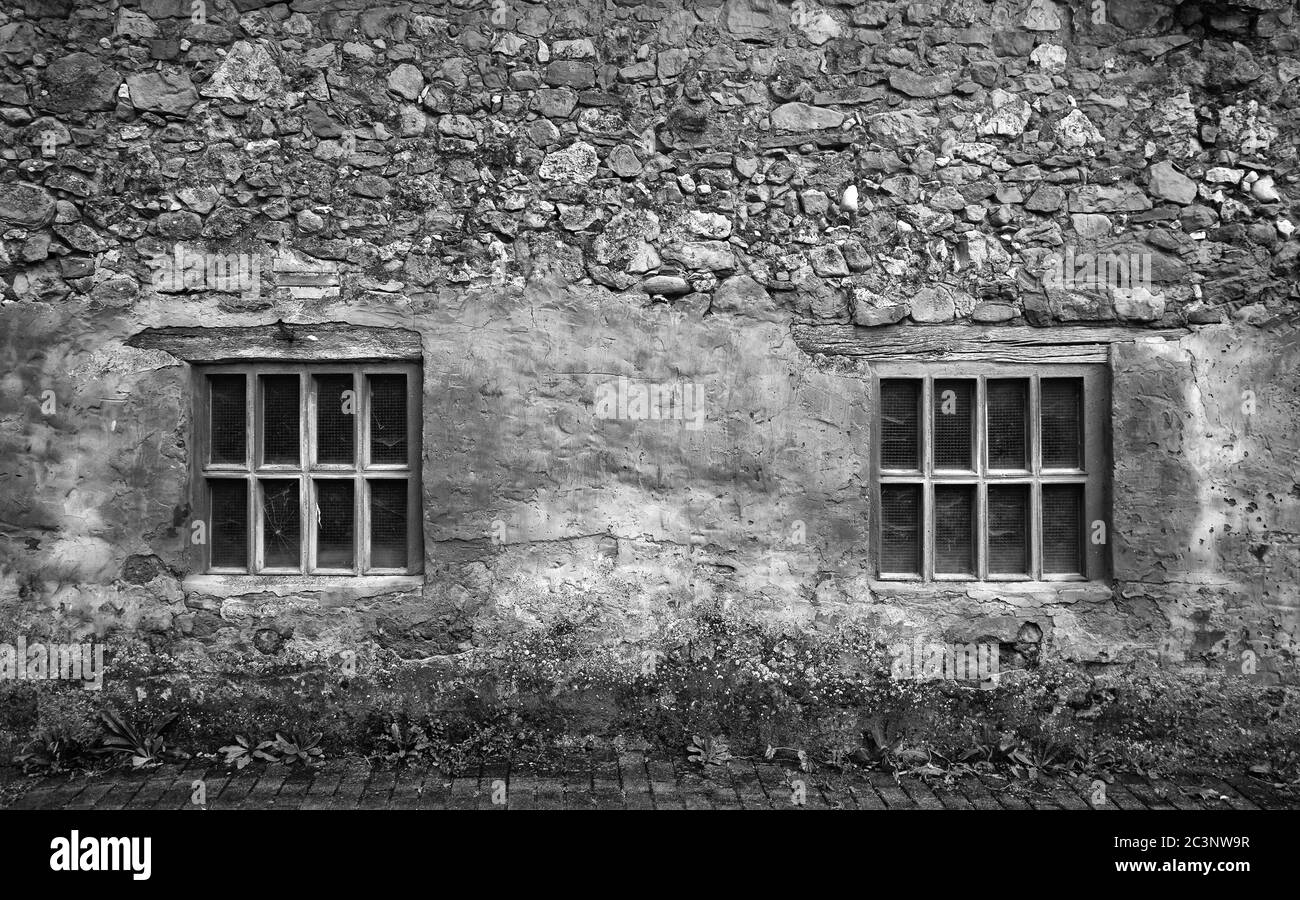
<box><xmin>0</xmin><ymin>0</ymin><xmax>1297</xmax><ymax>685</ymax></box>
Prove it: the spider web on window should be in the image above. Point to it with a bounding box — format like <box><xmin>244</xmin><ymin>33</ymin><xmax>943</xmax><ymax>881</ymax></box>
<box><xmin>316</xmin><ymin>479</ymin><xmax>354</xmax><ymax>568</ymax></box>
<box><xmin>261</xmin><ymin>480</ymin><xmax>300</xmax><ymax>569</ymax></box>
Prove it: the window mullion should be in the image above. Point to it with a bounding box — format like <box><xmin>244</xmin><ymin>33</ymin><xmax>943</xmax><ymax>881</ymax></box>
<box><xmin>251</xmin><ymin>477</ymin><xmax>263</xmax><ymax>574</ymax></box>
<box><xmin>246</xmin><ymin>372</ymin><xmax>257</xmax><ymax>574</ymax></box>
<box><xmin>197</xmin><ymin>373</ymin><xmax>210</xmax><ymax>574</ymax></box>
<box><xmin>360</xmin><ymin>368</ymin><xmax>371</xmax><ymax>470</ymax></box>
<box><xmin>358</xmin><ymin>367</ymin><xmax>368</xmax><ymax>573</ymax></box>
<box><xmin>874</xmin><ymin>374</ymin><xmax>884</xmax><ymax>577</ymax></box>
<box><xmin>300</xmin><ymin>471</ymin><xmax>310</xmax><ymax>574</ymax></box>
<box><xmin>252</xmin><ymin>372</ymin><xmax>263</xmax><ymax>470</ymax></box>
<box><xmin>302</xmin><ymin>369</ymin><xmax>314</xmax><ymax>574</ymax></box>
<box><xmin>359</xmin><ymin>475</ymin><xmax>371</xmax><ymax>574</ymax></box>
<box><xmin>306</xmin><ymin>369</ymin><xmax>318</xmax><ymax>470</ymax></box>
<box><xmin>1030</xmin><ymin>374</ymin><xmax>1041</xmax><ymax>579</ymax></box>
<box><xmin>306</xmin><ymin>372</ymin><xmax>315</xmax><ymax>573</ymax></box>
<box><xmin>352</xmin><ymin>367</ymin><xmax>363</xmax><ymax>472</ymax></box>
<box><xmin>354</xmin><ymin>367</ymin><xmax>363</xmax><ymax>576</ymax></box>
<box><xmin>921</xmin><ymin>377</ymin><xmax>932</xmax><ymax>477</ymax></box>
<box><xmin>244</xmin><ymin>371</ymin><xmax>254</xmax><ymax>469</ymax></box>
<box><xmin>922</xmin><ymin>378</ymin><xmax>933</xmax><ymax>580</ymax></box>
<box><xmin>305</xmin><ymin>477</ymin><xmax>317</xmax><ymax>576</ymax></box>
<box><xmin>1084</xmin><ymin>368</ymin><xmax>1107</xmax><ymax>580</ymax></box>
<box><xmin>976</xmin><ymin>376</ymin><xmax>986</xmax><ymax>579</ymax></box>
<box><xmin>407</xmin><ymin>366</ymin><xmax>421</xmax><ymax>575</ymax></box>
<box><xmin>1030</xmin><ymin>374</ymin><xmax>1041</xmax><ymax>477</ymax></box>
<box><xmin>1030</xmin><ymin>480</ymin><xmax>1042</xmax><ymax>581</ymax></box>
<box><xmin>1080</xmin><ymin>371</ymin><xmax>1090</xmax><ymax>474</ymax></box>
<box><xmin>405</xmin><ymin>476</ymin><xmax>417</xmax><ymax>577</ymax></box>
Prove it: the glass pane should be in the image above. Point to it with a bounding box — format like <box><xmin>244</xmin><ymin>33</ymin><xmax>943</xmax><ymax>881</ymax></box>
<box><xmin>934</xmin><ymin>485</ymin><xmax>974</xmax><ymax>575</ymax></box>
<box><xmin>987</xmin><ymin>379</ymin><xmax>1028</xmax><ymax>469</ymax></box>
<box><xmin>880</xmin><ymin>380</ymin><xmax>920</xmax><ymax>469</ymax></box>
<box><xmin>987</xmin><ymin>485</ymin><xmax>1029</xmax><ymax>575</ymax></box>
<box><xmin>209</xmin><ymin>375</ymin><xmax>247</xmax><ymax>464</ymax></box>
<box><xmin>933</xmin><ymin>379</ymin><xmax>973</xmax><ymax>469</ymax></box>
<box><xmin>262</xmin><ymin>375</ymin><xmax>300</xmax><ymax>465</ymax></box>
<box><xmin>316</xmin><ymin>479</ymin><xmax>354</xmax><ymax>569</ymax></box>
<box><xmin>369</xmin><ymin>374</ymin><xmax>408</xmax><ymax>464</ymax></box>
<box><xmin>1042</xmin><ymin>484</ymin><xmax>1084</xmax><ymax>575</ymax></box>
<box><xmin>879</xmin><ymin>484</ymin><xmax>920</xmax><ymax>574</ymax></box>
<box><xmin>1042</xmin><ymin>378</ymin><xmax>1083</xmax><ymax>468</ymax></box>
<box><xmin>209</xmin><ymin>480</ymin><xmax>247</xmax><ymax>569</ymax></box>
<box><xmin>370</xmin><ymin>479</ymin><xmax>408</xmax><ymax>569</ymax></box>
<box><xmin>315</xmin><ymin>374</ymin><xmax>355</xmax><ymax>464</ymax></box>
<box><xmin>261</xmin><ymin>479</ymin><xmax>301</xmax><ymax>569</ymax></box>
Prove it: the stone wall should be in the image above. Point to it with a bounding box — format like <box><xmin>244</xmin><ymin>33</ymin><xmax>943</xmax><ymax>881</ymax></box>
<box><xmin>0</xmin><ymin>0</ymin><xmax>1298</xmax><ymax>684</ymax></box>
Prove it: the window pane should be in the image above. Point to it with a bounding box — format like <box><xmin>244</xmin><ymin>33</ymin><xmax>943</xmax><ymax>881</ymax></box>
<box><xmin>370</xmin><ymin>479</ymin><xmax>408</xmax><ymax>569</ymax></box>
<box><xmin>880</xmin><ymin>484</ymin><xmax>920</xmax><ymax>574</ymax></box>
<box><xmin>934</xmin><ymin>485</ymin><xmax>974</xmax><ymax>575</ymax></box>
<box><xmin>880</xmin><ymin>380</ymin><xmax>920</xmax><ymax>469</ymax></box>
<box><xmin>880</xmin><ymin>484</ymin><xmax>921</xmax><ymax>574</ymax></box>
<box><xmin>1041</xmin><ymin>378</ymin><xmax>1083</xmax><ymax>468</ymax></box>
<box><xmin>316</xmin><ymin>479</ymin><xmax>354</xmax><ymax>569</ymax></box>
<box><xmin>261</xmin><ymin>479</ymin><xmax>301</xmax><ymax>569</ymax></box>
<box><xmin>987</xmin><ymin>485</ymin><xmax>1029</xmax><ymax>575</ymax></box>
<box><xmin>209</xmin><ymin>375</ymin><xmax>247</xmax><ymax>464</ymax></box>
<box><xmin>209</xmin><ymin>480</ymin><xmax>247</xmax><ymax>568</ymax></box>
<box><xmin>987</xmin><ymin>379</ymin><xmax>1028</xmax><ymax>469</ymax></box>
<box><xmin>315</xmin><ymin>374</ymin><xmax>355</xmax><ymax>464</ymax></box>
<box><xmin>933</xmin><ymin>379</ymin><xmax>973</xmax><ymax>469</ymax></box>
<box><xmin>262</xmin><ymin>375</ymin><xmax>300</xmax><ymax>465</ymax></box>
<box><xmin>369</xmin><ymin>374</ymin><xmax>408</xmax><ymax>464</ymax></box>
<box><xmin>1042</xmin><ymin>484</ymin><xmax>1084</xmax><ymax>574</ymax></box>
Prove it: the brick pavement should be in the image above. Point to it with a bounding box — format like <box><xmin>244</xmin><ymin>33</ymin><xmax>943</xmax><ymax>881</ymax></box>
<box><xmin>4</xmin><ymin>754</ymin><xmax>1296</xmax><ymax>810</ymax></box>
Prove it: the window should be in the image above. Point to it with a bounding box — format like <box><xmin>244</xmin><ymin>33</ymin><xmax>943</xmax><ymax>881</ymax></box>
<box><xmin>873</xmin><ymin>364</ymin><xmax>1107</xmax><ymax>581</ymax></box>
<box><xmin>194</xmin><ymin>363</ymin><xmax>422</xmax><ymax>575</ymax></box>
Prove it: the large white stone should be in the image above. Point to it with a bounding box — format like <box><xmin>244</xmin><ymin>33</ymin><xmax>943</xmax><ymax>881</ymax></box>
<box><xmin>1023</xmin><ymin>0</ymin><xmax>1063</xmax><ymax>30</ymax></box>
<box><xmin>201</xmin><ymin>41</ymin><xmax>284</xmax><ymax>101</ymax></box>
<box><xmin>771</xmin><ymin>102</ymin><xmax>845</xmax><ymax>131</ymax></box>
<box><xmin>1055</xmin><ymin>109</ymin><xmax>1102</xmax><ymax>148</ymax></box>
<box><xmin>538</xmin><ymin>142</ymin><xmax>600</xmax><ymax>183</ymax></box>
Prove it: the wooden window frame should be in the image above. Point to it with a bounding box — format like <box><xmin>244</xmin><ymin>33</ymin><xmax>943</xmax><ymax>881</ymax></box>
<box><xmin>871</xmin><ymin>362</ymin><xmax>1108</xmax><ymax>583</ymax></box>
<box><xmin>192</xmin><ymin>362</ymin><xmax>423</xmax><ymax>576</ymax></box>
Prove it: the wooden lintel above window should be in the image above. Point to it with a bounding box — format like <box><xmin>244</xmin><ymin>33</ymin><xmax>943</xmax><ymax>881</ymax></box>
<box><xmin>128</xmin><ymin>323</ymin><xmax>422</xmax><ymax>363</ymax></box>
<box><xmin>792</xmin><ymin>324</ymin><xmax>1190</xmax><ymax>364</ymax></box>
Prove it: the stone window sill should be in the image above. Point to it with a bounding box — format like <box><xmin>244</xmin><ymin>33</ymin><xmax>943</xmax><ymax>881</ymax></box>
<box><xmin>182</xmin><ymin>574</ymin><xmax>424</xmax><ymax>602</ymax></box>
<box><xmin>869</xmin><ymin>580</ymin><xmax>1112</xmax><ymax>601</ymax></box>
